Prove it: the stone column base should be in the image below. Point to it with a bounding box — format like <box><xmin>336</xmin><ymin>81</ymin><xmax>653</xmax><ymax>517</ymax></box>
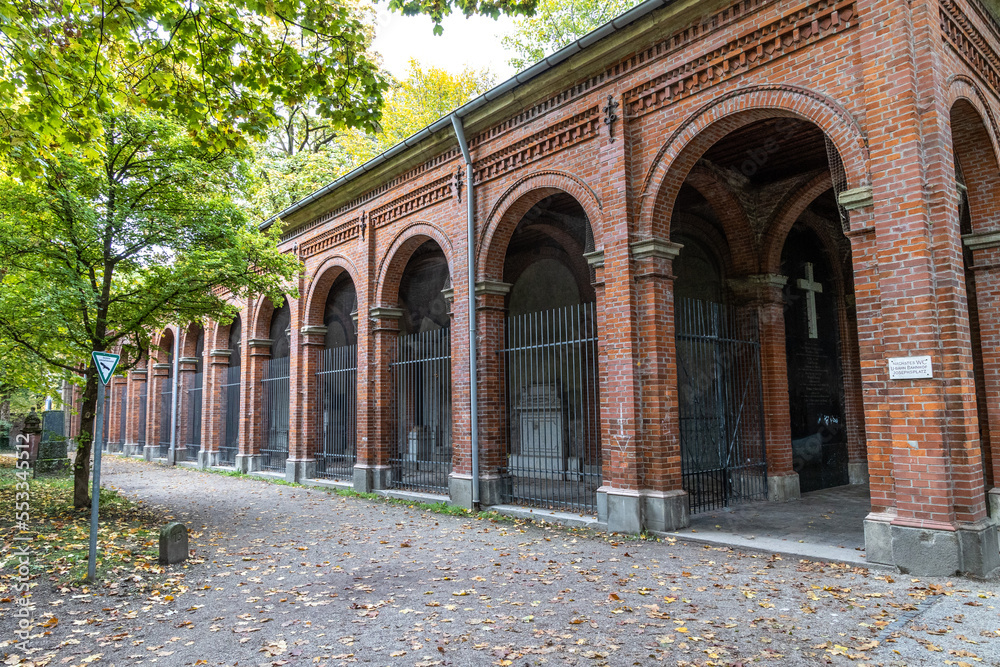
<box><xmin>198</xmin><ymin>450</ymin><xmax>219</xmax><ymax>468</ymax></box>
<box><xmin>848</xmin><ymin>462</ymin><xmax>869</xmax><ymax>485</ymax></box>
<box><xmin>768</xmin><ymin>472</ymin><xmax>800</xmax><ymax>502</ymax></box>
<box><xmin>448</xmin><ymin>473</ymin><xmax>513</xmax><ymax>508</ymax></box>
<box><xmin>166</xmin><ymin>447</ymin><xmax>185</xmax><ymax>465</ymax></box>
<box><xmin>642</xmin><ymin>490</ymin><xmax>690</xmax><ymax>532</ymax></box>
<box><xmin>287</xmin><ymin>459</ymin><xmax>316</xmax><ymax>483</ymax></box>
<box><xmin>121</xmin><ymin>443</ymin><xmax>138</xmax><ymax>457</ymax></box>
<box><xmin>143</xmin><ymin>444</ymin><xmax>158</xmax><ymax>462</ymax></box>
<box><xmin>596</xmin><ymin>487</ymin><xmax>642</xmax><ymax>534</ymax></box>
<box><xmin>865</xmin><ymin>514</ymin><xmax>1000</xmax><ymax>577</ymax></box>
<box><xmin>354</xmin><ymin>465</ymin><xmax>393</xmax><ymax>492</ymax></box>
<box><xmin>235</xmin><ymin>454</ymin><xmax>262</xmax><ymax>473</ymax></box>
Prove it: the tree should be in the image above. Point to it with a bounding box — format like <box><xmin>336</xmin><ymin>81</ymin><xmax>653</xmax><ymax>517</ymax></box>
<box><xmin>0</xmin><ymin>110</ymin><xmax>301</xmax><ymax>507</ymax></box>
<box><xmin>502</xmin><ymin>0</ymin><xmax>640</xmax><ymax>70</ymax></box>
<box><xmin>251</xmin><ymin>60</ymin><xmax>494</xmax><ymax>220</ymax></box>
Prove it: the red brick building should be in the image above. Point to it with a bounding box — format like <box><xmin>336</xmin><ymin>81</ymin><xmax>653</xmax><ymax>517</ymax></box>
<box><xmin>103</xmin><ymin>0</ymin><xmax>1000</xmax><ymax>576</ymax></box>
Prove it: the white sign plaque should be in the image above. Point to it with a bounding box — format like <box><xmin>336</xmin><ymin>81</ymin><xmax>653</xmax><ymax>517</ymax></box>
<box><xmin>887</xmin><ymin>355</ymin><xmax>933</xmax><ymax>380</ymax></box>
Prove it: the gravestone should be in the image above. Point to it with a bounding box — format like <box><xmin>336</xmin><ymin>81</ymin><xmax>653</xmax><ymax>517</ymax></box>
<box><xmin>158</xmin><ymin>522</ymin><xmax>188</xmax><ymax>564</ymax></box>
<box><xmin>22</xmin><ymin>409</ymin><xmax>41</xmax><ymax>465</ymax></box>
<box><xmin>35</xmin><ymin>410</ymin><xmax>69</xmax><ymax>477</ymax></box>
<box><xmin>512</xmin><ymin>384</ymin><xmax>566</xmax><ymax>475</ymax></box>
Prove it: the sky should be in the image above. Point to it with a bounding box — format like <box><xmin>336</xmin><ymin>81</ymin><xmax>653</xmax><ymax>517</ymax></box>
<box><xmin>371</xmin><ymin>2</ymin><xmax>519</xmax><ymax>81</ymax></box>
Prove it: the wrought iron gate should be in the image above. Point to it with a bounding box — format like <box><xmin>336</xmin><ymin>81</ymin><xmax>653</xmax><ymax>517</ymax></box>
<box><xmin>137</xmin><ymin>381</ymin><xmax>147</xmax><ymax>449</ymax></box>
<box><xmin>185</xmin><ymin>372</ymin><xmax>203</xmax><ymax>461</ymax></box>
<box><xmin>220</xmin><ymin>365</ymin><xmax>240</xmax><ymax>466</ymax></box>
<box><xmin>501</xmin><ymin>302</ymin><xmax>602</xmax><ymax>513</ymax></box>
<box><xmin>675</xmin><ymin>298</ymin><xmax>767</xmax><ymax>513</ymax></box>
<box><xmin>158</xmin><ymin>377</ymin><xmax>172</xmax><ymax>458</ymax></box>
<box><xmin>390</xmin><ymin>328</ymin><xmax>452</xmax><ymax>493</ymax></box>
<box><xmin>316</xmin><ymin>344</ymin><xmax>357</xmax><ymax>480</ymax></box>
<box><xmin>261</xmin><ymin>357</ymin><xmax>290</xmax><ymax>472</ymax></box>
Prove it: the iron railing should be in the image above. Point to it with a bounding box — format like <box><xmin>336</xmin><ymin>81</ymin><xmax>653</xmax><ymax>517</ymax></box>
<box><xmin>261</xmin><ymin>356</ymin><xmax>290</xmax><ymax>472</ymax></box>
<box><xmin>501</xmin><ymin>302</ymin><xmax>602</xmax><ymax>514</ymax></box>
<box><xmin>675</xmin><ymin>298</ymin><xmax>767</xmax><ymax>513</ymax></box>
<box><xmin>158</xmin><ymin>377</ymin><xmax>173</xmax><ymax>458</ymax></box>
<box><xmin>116</xmin><ymin>385</ymin><xmax>127</xmax><ymax>450</ymax></box>
<box><xmin>390</xmin><ymin>328</ymin><xmax>452</xmax><ymax>493</ymax></box>
<box><xmin>220</xmin><ymin>365</ymin><xmax>240</xmax><ymax>466</ymax></box>
<box><xmin>315</xmin><ymin>344</ymin><xmax>357</xmax><ymax>480</ymax></box>
<box><xmin>185</xmin><ymin>372</ymin><xmax>203</xmax><ymax>461</ymax></box>
<box><xmin>137</xmin><ymin>381</ymin><xmax>147</xmax><ymax>448</ymax></box>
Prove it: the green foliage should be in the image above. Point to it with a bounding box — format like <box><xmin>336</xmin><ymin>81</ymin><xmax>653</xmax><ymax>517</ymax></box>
<box><xmin>503</xmin><ymin>0</ymin><xmax>640</xmax><ymax>70</ymax></box>
<box><xmin>388</xmin><ymin>0</ymin><xmax>538</xmax><ymax>34</ymax></box>
<box><xmin>0</xmin><ymin>0</ymin><xmax>388</xmax><ymax>171</ymax></box>
<box><xmin>251</xmin><ymin>60</ymin><xmax>494</xmax><ymax>220</ymax></box>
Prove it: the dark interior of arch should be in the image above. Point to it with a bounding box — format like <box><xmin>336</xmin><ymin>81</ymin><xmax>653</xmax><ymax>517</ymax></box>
<box><xmin>194</xmin><ymin>328</ymin><xmax>205</xmax><ymax>374</ymax></box>
<box><xmin>161</xmin><ymin>332</ymin><xmax>174</xmax><ymax>376</ymax></box>
<box><xmin>269</xmin><ymin>300</ymin><xmax>291</xmax><ymax>359</ymax></box>
<box><xmin>503</xmin><ymin>193</ymin><xmax>596</xmax><ymax>317</ymax></box>
<box><xmin>228</xmin><ymin>315</ymin><xmax>242</xmax><ymax>368</ymax></box>
<box><xmin>398</xmin><ymin>241</ymin><xmax>450</xmax><ymax>337</ymax></box>
<box><xmin>324</xmin><ymin>273</ymin><xmax>358</xmax><ymax>348</ymax></box>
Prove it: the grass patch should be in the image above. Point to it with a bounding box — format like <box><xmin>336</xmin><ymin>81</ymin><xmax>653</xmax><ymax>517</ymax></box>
<box><xmin>0</xmin><ymin>454</ymin><xmax>169</xmax><ymax>593</ymax></box>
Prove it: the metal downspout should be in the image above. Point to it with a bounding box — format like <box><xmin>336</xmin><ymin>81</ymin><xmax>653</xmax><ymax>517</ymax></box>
<box><xmin>451</xmin><ymin>115</ymin><xmax>479</xmax><ymax>508</ymax></box>
<box><xmin>169</xmin><ymin>328</ymin><xmax>180</xmax><ymax>463</ymax></box>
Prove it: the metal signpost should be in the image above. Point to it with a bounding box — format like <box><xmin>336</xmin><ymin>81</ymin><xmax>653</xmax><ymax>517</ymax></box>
<box><xmin>87</xmin><ymin>351</ymin><xmax>120</xmax><ymax>582</ymax></box>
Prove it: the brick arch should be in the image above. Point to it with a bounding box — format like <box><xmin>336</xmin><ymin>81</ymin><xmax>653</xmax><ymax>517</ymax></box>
<box><xmin>251</xmin><ymin>296</ymin><xmax>284</xmax><ymax>340</ymax></box>
<box><xmin>640</xmin><ymin>85</ymin><xmax>870</xmax><ymax>239</ymax></box>
<box><xmin>670</xmin><ymin>210</ymin><xmax>733</xmax><ymax>279</ymax></box>
<box><xmin>478</xmin><ymin>170</ymin><xmax>604</xmax><ymax>281</ymax></box>
<box><xmin>375</xmin><ymin>222</ymin><xmax>454</xmax><ymax>307</ymax></box>
<box><xmin>683</xmin><ymin>164</ymin><xmax>757</xmax><ymax>275</ymax></box>
<box><xmin>946</xmin><ymin>76</ymin><xmax>1000</xmax><ymax>165</ymax></box>
<box><xmin>304</xmin><ymin>256</ymin><xmax>360</xmax><ymax>327</ymax></box>
<box><xmin>151</xmin><ymin>328</ymin><xmax>176</xmax><ymax>364</ymax></box>
<box><xmin>180</xmin><ymin>323</ymin><xmax>205</xmax><ymax>358</ymax></box>
<box><xmin>761</xmin><ymin>172</ymin><xmax>835</xmax><ymax>273</ymax></box>
<box><xmin>947</xmin><ymin>78</ymin><xmax>1000</xmax><ymax>234</ymax></box>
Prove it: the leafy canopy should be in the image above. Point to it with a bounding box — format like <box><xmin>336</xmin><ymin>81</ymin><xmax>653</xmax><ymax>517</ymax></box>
<box><xmin>503</xmin><ymin>0</ymin><xmax>639</xmax><ymax>70</ymax></box>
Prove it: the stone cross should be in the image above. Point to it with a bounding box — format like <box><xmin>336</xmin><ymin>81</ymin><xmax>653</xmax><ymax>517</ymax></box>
<box><xmin>796</xmin><ymin>262</ymin><xmax>823</xmax><ymax>339</ymax></box>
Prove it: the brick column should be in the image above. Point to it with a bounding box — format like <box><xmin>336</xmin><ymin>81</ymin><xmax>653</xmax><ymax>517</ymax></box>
<box><xmin>109</xmin><ymin>377</ymin><xmax>127</xmax><ymax>453</ymax></box>
<box><xmin>145</xmin><ymin>363</ymin><xmax>170</xmax><ymax>460</ymax></box>
<box><xmin>632</xmin><ymin>239</ymin><xmax>689</xmax><ymax>531</ymax></box>
<box><xmin>200</xmin><ymin>349</ymin><xmax>230</xmax><ymax>467</ymax></box>
<box><xmin>964</xmin><ymin>233</ymin><xmax>1000</xmax><ymax>519</ymax></box>
<box><xmin>839</xmin><ymin>294</ymin><xmax>869</xmax><ymax>484</ymax></box>
<box><xmin>289</xmin><ymin>325</ymin><xmax>327</xmax><ymax>482</ymax></box>
<box><xmin>237</xmin><ymin>338</ymin><xmax>271</xmax><ymax>472</ymax></box>
<box><xmin>171</xmin><ymin>358</ymin><xmax>197</xmax><ymax>464</ymax></box>
<box><xmin>355</xmin><ymin>306</ymin><xmax>401</xmax><ymax>491</ymax></box>
<box><xmin>124</xmin><ymin>369</ymin><xmax>146</xmax><ymax>455</ymax></box>
<box><xmin>446</xmin><ymin>276</ymin><xmax>475</xmax><ymax>507</ymax></box>
<box><xmin>473</xmin><ymin>281</ymin><xmax>513</xmax><ymax>506</ymax></box>
<box><xmin>730</xmin><ymin>273</ymin><xmax>798</xmax><ymax>502</ymax></box>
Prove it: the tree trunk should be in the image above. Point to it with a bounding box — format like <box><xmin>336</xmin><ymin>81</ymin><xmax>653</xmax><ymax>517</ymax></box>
<box><xmin>73</xmin><ymin>367</ymin><xmax>99</xmax><ymax>508</ymax></box>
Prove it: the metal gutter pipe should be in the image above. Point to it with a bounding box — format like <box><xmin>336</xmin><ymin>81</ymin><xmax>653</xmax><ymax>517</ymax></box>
<box><xmin>451</xmin><ymin>114</ymin><xmax>480</xmax><ymax>508</ymax></box>
<box><xmin>169</xmin><ymin>327</ymin><xmax>179</xmax><ymax>463</ymax></box>
<box><xmin>261</xmin><ymin>0</ymin><xmax>676</xmax><ymax>231</ymax></box>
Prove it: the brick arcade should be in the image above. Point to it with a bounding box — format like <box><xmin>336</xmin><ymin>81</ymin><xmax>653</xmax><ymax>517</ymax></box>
<box><xmin>75</xmin><ymin>0</ymin><xmax>1000</xmax><ymax>577</ymax></box>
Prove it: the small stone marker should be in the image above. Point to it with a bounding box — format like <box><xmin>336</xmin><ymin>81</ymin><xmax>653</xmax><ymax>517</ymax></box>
<box><xmin>35</xmin><ymin>410</ymin><xmax>69</xmax><ymax>477</ymax></box>
<box><xmin>158</xmin><ymin>522</ymin><xmax>189</xmax><ymax>565</ymax></box>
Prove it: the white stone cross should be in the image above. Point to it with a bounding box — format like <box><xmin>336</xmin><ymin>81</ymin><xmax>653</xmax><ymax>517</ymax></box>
<box><xmin>796</xmin><ymin>262</ymin><xmax>823</xmax><ymax>339</ymax></box>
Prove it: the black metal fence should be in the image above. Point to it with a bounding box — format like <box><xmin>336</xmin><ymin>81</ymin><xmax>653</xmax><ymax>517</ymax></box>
<box><xmin>315</xmin><ymin>344</ymin><xmax>357</xmax><ymax>480</ymax></box>
<box><xmin>675</xmin><ymin>298</ymin><xmax>767</xmax><ymax>513</ymax></box>
<box><xmin>261</xmin><ymin>356</ymin><xmax>290</xmax><ymax>472</ymax></box>
<box><xmin>220</xmin><ymin>365</ymin><xmax>240</xmax><ymax>466</ymax></box>
<box><xmin>501</xmin><ymin>302</ymin><xmax>602</xmax><ymax>514</ymax></box>
<box><xmin>185</xmin><ymin>372</ymin><xmax>203</xmax><ymax>461</ymax></box>
<box><xmin>390</xmin><ymin>328</ymin><xmax>452</xmax><ymax>493</ymax></box>
<box><xmin>137</xmin><ymin>381</ymin><xmax>147</xmax><ymax>448</ymax></box>
<box><xmin>158</xmin><ymin>377</ymin><xmax>173</xmax><ymax>458</ymax></box>
<box><xmin>116</xmin><ymin>385</ymin><xmax>127</xmax><ymax>450</ymax></box>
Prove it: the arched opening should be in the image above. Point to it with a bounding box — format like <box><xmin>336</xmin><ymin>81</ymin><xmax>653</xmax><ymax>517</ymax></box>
<box><xmin>182</xmin><ymin>326</ymin><xmax>205</xmax><ymax>462</ymax></box>
<box><xmin>316</xmin><ymin>273</ymin><xmax>358</xmax><ymax>480</ymax></box>
<box><xmin>391</xmin><ymin>240</ymin><xmax>452</xmax><ymax>493</ymax></box>
<box><xmin>220</xmin><ymin>315</ymin><xmax>242</xmax><ymax>466</ymax></box>
<box><xmin>500</xmin><ymin>192</ymin><xmax>601</xmax><ymax>513</ymax></box>
<box><xmin>665</xmin><ymin>115</ymin><xmax>866</xmax><ymax>518</ymax></box>
<box><xmin>951</xmin><ymin>99</ymin><xmax>998</xmax><ymax>490</ymax></box>
<box><xmin>261</xmin><ymin>298</ymin><xmax>291</xmax><ymax>472</ymax></box>
<box><xmin>156</xmin><ymin>329</ymin><xmax>175</xmax><ymax>459</ymax></box>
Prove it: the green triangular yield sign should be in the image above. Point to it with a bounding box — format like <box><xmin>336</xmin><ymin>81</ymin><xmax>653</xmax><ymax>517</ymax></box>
<box><xmin>92</xmin><ymin>351</ymin><xmax>121</xmax><ymax>385</ymax></box>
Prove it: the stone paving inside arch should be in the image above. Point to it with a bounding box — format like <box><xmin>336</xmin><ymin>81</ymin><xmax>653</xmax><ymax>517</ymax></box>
<box><xmin>3</xmin><ymin>456</ymin><xmax>999</xmax><ymax>667</ymax></box>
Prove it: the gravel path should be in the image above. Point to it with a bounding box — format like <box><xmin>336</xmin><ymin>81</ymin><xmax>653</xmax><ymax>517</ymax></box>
<box><xmin>3</xmin><ymin>456</ymin><xmax>999</xmax><ymax>666</ymax></box>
